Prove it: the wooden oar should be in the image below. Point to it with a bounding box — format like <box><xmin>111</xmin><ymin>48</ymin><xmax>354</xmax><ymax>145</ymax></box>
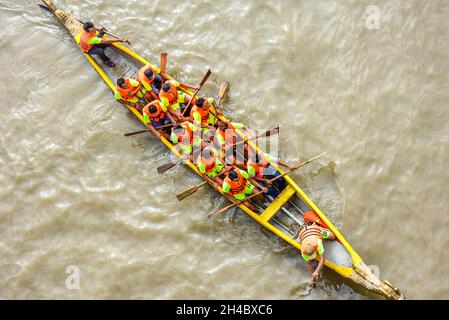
<box><xmin>216</xmin><ymin>81</ymin><xmax>229</xmax><ymax>109</ymax></box>
<box><xmin>176</xmin><ymin>180</ymin><xmax>209</xmax><ymax>201</ymax></box>
<box><xmin>39</xmin><ymin>4</ymin><xmax>132</xmax><ymax>45</ymax></box>
<box><xmin>176</xmin><ymin>170</ymin><xmax>229</xmax><ymax>201</ymax></box>
<box><xmin>208</xmin><ymin>191</ymin><xmax>265</xmax><ymax>219</ymax></box>
<box><xmin>269</xmin><ymin>151</ymin><xmax>328</xmax><ymax>183</ymax></box>
<box><xmin>233</xmin><ymin>126</ymin><xmax>279</xmax><ymax>146</ymax></box>
<box><xmin>180</xmin><ymin>69</ymin><xmax>212</xmax><ymax>117</ymax></box>
<box><xmin>160</xmin><ymin>52</ymin><xmax>167</xmax><ymax>74</ymax></box>
<box><xmin>101</xmin><ymin>27</ymin><xmax>131</xmax><ymax>45</ymax></box>
<box><xmin>124</xmin><ymin>120</ymin><xmax>213</xmax><ymax>137</ymax></box>
<box><xmin>157</xmin><ymin>160</ymin><xmax>182</xmax><ymax>174</ymax></box>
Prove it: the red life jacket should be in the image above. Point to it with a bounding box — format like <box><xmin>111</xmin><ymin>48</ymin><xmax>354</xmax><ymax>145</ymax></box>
<box><xmin>79</xmin><ymin>30</ymin><xmax>97</xmax><ymax>53</ymax></box>
<box><xmin>224</xmin><ymin>171</ymin><xmax>247</xmax><ymax>195</ymax></box>
<box><xmin>143</xmin><ymin>101</ymin><xmax>166</xmax><ymax>123</ymax></box>
<box><xmin>115</xmin><ymin>78</ymin><xmax>138</xmax><ymax>100</ymax></box>
<box><xmin>303</xmin><ymin>210</ymin><xmax>330</xmax><ymax>229</ymax></box>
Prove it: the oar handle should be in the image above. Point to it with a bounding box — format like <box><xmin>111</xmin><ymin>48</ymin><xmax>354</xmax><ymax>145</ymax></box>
<box><xmin>124</xmin><ymin>128</ymin><xmax>149</xmax><ymax>136</ymax></box>
<box><xmin>181</xmin><ymin>88</ymin><xmax>200</xmax><ymax>117</ymax></box>
<box><xmin>268</xmin><ymin>151</ymin><xmax>327</xmax><ymax>183</ymax></box>
<box><xmin>102</xmin><ymin>27</ymin><xmax>131</xmax><ymax>45</ymax></box>
<box><xmin>232</xmin><ymin>126</ymin><xmax>279</xmax><ymax>147</ymax></box>
<box><xmin>209</xmin><ymin>190</ymin><xmax>264</xmax><ymax>219</ymax></box>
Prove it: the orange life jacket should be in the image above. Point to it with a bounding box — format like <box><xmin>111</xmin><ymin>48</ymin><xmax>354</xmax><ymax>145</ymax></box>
<box><xmin>175</xmin><ymin>122</ymin><xmax>194</xmax><ymax>144</ymax></box>
<box><xmin>159</xmin><ymin>80</ymin><xmax>178</xmax><ymax>104</ymax></box>
<box><xmin>218</xmin><ymin>128</ymin><xmax>237</xmax><ymax>146</ymax></box>
<box><xmin>137</xmin><ymin>65</ymin><xmax>157</xmax><ymax>85</ymax></box>
<box><xmin>79</xmin><ymin>30</ymin><xmax>97</xmax><ymax>53</ymax></box>
<box><xmin>198</xmin><ymin>153</ymin><xmax>216</xmax><ymax>173</ymax></box>
<box><xmin>143</xmin><ymin>101</ymin><xmax>166</xmax><ymax>123</ymax></box>
<box><xmin>115</xmin><ymin>78</ymin><xmax>138</xmax><ymax>100</ymax></box>
<box><xmin>190</xmin><ymin>100</ymin><xmax>210</xmax><ymax>123</ymax></box>
<box><xmin>247</xmin><ymin>163</ymin><xmax>262</xmax><ymax>178</ymax></box>
<box><xmin>224</xmin><ymin>171</ymin><xmax>247</xmax><ymax>195</ymax></box>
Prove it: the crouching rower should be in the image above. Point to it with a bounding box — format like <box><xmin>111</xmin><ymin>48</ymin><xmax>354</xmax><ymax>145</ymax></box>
<box><xmin>115</xmin><ymin>77</ymin><xmax>145</xmax><ymax>112</ymax></box>
<box><xmin>159</xmin><ymin>80</ymin><xmax>199</xmax><ymax>120</ymax></box>
<box><xmin>142</xmin><ymin>100</ymin><xmax>174</xmax><ymax>139</ymax></box>
<box><xmin>214</xmin><ymin>121</ymin><xmax>248</xmax><ymax>166</ymax></box>
<box><xmin>298</xmin><ymin>222</ymin><xmax>336</xmax><ymax>286</ymax></box>
<box><xmin>222</xmin><ymin>169</ymin><xmax>266</xmax><ymax>212</ymax></box>
<box><xmin>170</xmin><ymin>121</ymin><xmax>205</xmax><ymax>162</ymax></box>
<box><xmin>189</xmin><ymin>97</ymin><xmax>220</xmax><ymax>128</ymax></box>
<box><xmin>196</xmin><ymin>146</ymin><xmax>227</xmax><ymax>186</ymax></box>
<box><xmin>247</xmin><ymin>152</ymin><xmax>290</xmax><ymax>196</ymax></box>
<box><xmin>137</xmin><ymin>64</ymin><xmax>164</xmax><ymax>101</ymax></box>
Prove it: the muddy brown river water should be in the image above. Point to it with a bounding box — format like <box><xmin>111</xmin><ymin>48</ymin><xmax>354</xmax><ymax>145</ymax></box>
<box><xmin>1</xmin><ymin>0</ymin><xmax>448</xmax><ymax>299</ymax></box>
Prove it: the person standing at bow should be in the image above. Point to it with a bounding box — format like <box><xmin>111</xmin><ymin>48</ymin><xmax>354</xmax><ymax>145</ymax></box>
<box><xmin>79</xmin><ymin>22</ymin><xmax>125</xmax><ymax>67</ymax></box>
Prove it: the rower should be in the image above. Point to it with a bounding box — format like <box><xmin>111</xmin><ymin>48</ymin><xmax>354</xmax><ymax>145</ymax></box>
<box><xmin>115</xmin><ymin>77</ymin><xmax>145</xmax><ymax>112</ymax></box>
<box><xmin>79</xmin><ymin>22</ymin><xmax>125</xmax><ymax>67</ymax></box>
<box><xmin>142</xmin><ymin>100</ymin><xmax>174</xmax><ymax>139</ymax></box>
<box><xmin>196</xmin><ymin>146</ymin><xmax>226</xmax><ymax>184</ymax></box>
<box><xmin>247</xmin><ymin>152</ymin><xmax>287</xmax><ymax>195</ymax></box>
<box><xmin>170</xmin><ymin>121</ymin><xmax>204</xmax><ymax>162</ymax></box>
<box><xmin>222</xmin><ymin>169</ymin><xmax>266</xmax><ymax>212</ymax></box>
<box><xmin>159</xmin><ymin>80</ymin><xmax>199</xmax><ymax>120</ymax></box>
<box><xmin>190</xmin><ymin>97</ymin><xmax>219</xmax><ymax>128</ymax></box>
<box><xmin>136</xmin><ymin>64</ymin><xmax>164</xmax><ymax>101</ymax></box>
<box><xmin>215</xmin><ymin>121</ymin><xmax>248</xmax><ymax>167</ymax></box>
<box><xmin>298</xmin><ymin>222</ymin><xmax>336</xmax><ymax>286</ymax></box>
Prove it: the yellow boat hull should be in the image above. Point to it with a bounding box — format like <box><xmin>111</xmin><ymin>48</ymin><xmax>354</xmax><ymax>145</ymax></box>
<box><xmin>41</xmin><ymin>0</ymin><xmax>403</xmax><ymax>300</ymax></box>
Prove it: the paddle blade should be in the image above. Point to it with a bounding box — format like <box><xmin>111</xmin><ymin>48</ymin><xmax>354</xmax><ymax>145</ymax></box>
<box><xmin>218</xmin><ymin>81</ymin><xmax>229</xmax><ymax>100</ymax></box>
<box><xmin>208</xmin><ymin>203</ymin><xmax>233</xmax><ymax>219</ymax></box>
<box><xmin>176</xmin><ymin>181</ymin><xmax>207</xmax><ymax>201</ymax></box>
<box><xmin>199</xmin><ymin>69</ymin><xmax>212</xmax><ymax>87</ymax></box>
<box><xmin>160</xmin><ymin>52</ymin><xmax>167</xmax><ymax>74</ymax></box>
<box><xmin>157</xmin><ymin>161</ymin><xmax>177</xmax><ymax>174</ymax></box>
<box><xmin>263</xmin><ymin>126</ymin><xmax>279</xmax><ymax>137</ymax></box>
